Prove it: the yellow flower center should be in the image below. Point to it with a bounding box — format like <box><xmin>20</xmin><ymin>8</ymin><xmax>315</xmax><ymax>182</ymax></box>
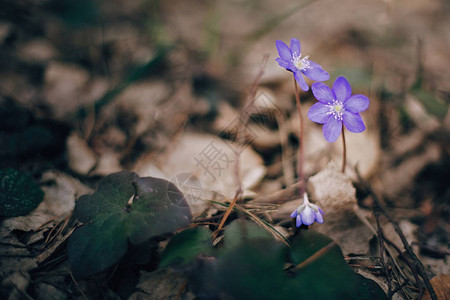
<box><xmin>327</xmin><ymin>100</ymin><xmax>345</xmax><ymax>120</ymax></box>
<box><xmin>292</xmin><ymin>54</ymin><xmax>311</xmax><ymax>71</ymax></box>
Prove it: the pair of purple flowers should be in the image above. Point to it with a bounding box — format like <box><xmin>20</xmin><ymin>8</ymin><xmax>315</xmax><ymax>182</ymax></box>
<box><xmin>276</xmin><ymin>38</ymin><xmax>369</xmax><ymax>143</ymax></box>
<box><xmin>276</xmin><ymin>38</ymin><xmax>370</xmax><ymax>227</ymax></box>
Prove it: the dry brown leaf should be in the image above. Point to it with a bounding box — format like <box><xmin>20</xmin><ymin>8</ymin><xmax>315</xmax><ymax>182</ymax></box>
<box><xmin>66</xmin><ymin>132</ymin><xmax>97</xmax><ymax>175</ymax></box>
<box><xmin>135</xmin><ymin>132</ymin><xmax>266</xmax><ymax>216</ymax></box>
<box><xmin>423</xmin><ymin>274</ymin><xmax>450</xmax><ymax>300</ymax></box>
<box><xmin>2</xmin><ymin>171</ymin><xmax>91</xmax><ymax>236</ymax></box>
<box><xmin>128</xmin><ymin>269</ymin><xmax>194</xmax><ymax>300</ymax></box>
<box><xmin>44</xmin><ymin>62</ymin><xmax>108</xmax><ymax>120</ymax></box>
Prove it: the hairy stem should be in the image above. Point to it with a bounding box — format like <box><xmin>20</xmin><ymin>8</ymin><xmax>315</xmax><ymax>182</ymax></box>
<box><xmin>341</xmin><ymin>127</ymin><xmax>347</xmax><ymax>173</ymax></box>
<box><xmin>293</xmin><ymin>76</ymin><xmax>305</xmax><ymax>196</ymax></box>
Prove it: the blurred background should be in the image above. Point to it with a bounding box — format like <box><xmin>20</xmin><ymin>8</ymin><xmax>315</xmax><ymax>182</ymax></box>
<box><xmin>0</xmin><ymin>0</ymin><xmax>449</xmax><ymax>298</ymax></box>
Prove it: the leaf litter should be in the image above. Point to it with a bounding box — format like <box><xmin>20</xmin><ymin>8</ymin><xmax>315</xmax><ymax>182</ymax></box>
<box><xmin>0</xmin><ymin>0</ymin><xmax>449</xmax><ymax>299</ymax></box>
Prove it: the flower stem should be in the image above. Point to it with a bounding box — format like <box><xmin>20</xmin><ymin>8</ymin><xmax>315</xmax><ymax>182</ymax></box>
<box><xmin>293</xmin><ymin>75</ymin><xmax>305</xmax><ymax>196</ymax></box>
<box><xmin>341</xmin><ymin>127</ymin><xmax>346</xmax><ymax>173</ymax></box>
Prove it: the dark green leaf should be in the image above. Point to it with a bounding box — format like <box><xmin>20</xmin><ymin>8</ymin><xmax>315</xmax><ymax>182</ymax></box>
<box><xmin>222</xmin><ymin>219</ymin><xmax>273</xmax><ymax>250</ymax></box>
<box><xmin>217</xmin><ymin>220</ymin><xmax>287</xmax><ymax>300</ymax></box>
<box><xmin>213</xmin><ymin>222</ymin><xmax>386</xmax><ymax>300</ymax></box>
<box><xmin>160</xmin><ymin>227</ymin><xmax>214</xmax><ymax>268</ymax></box>
<box><xmin>67</xmin><ymin>171</ymin><xmax>191</xmax><ymax>278</ymax></box>
<box><xmin>0</xmin><ymin>168</ymin><xmax>44</xmax><ymax>217</ymax></box>
<box><xmin>286</xmin><ymin>231</ymin><xmax>387</xmax><ymax>300</ymax></box>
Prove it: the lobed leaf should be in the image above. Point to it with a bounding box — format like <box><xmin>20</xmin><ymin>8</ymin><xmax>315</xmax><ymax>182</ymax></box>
<box><xmin>160</xmin><ymin>227</ymin><xmax>214</xmax><ymax>268</ymax></box>
<box><xmin>67</xmin><ymin>171</ymin><xmax>191</xmax><ymax>278</ymax></box>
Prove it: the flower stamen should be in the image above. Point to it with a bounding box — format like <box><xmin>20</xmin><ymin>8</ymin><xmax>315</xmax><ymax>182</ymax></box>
<box><xmin>292</xmin><ymin>54</ymin><xmax>311</xmax><ymax>71</ymax></box>
<box><xmin>326</xmin><ymin>99</ymin><xmax>345</xmax><ymax>120</ymax></box>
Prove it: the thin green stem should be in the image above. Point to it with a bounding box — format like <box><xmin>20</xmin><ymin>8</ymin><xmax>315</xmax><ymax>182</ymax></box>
<box><xmin>341</xmin><ymin>127</ymin><xmax>346</xmax><ymax>173</ymax></box>
<box><xmin>293</xmin><ymin>75</ymin><xmax>305</xmax><ymax>196</ymax></box>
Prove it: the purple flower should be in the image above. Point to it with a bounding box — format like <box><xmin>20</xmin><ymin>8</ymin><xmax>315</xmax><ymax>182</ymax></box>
<box><xmin>275</xmin><ymin>38</ymin><xmax>329</xmax><ymax>91</ymax></box>
<box><xmin>308</xmin><ymin>76</ymin><xmax>370</xmax><ymax>143</ymax></box>
<box><xmin>290</xmin><ymin>194</ymin><xmax>324</xmax><ymax>227</ymax></box>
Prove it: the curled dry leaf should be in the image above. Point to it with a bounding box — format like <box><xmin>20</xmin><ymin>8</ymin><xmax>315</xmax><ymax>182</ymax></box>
<box><xmin>307</xmin><ymin>162</ymin><xmax>374</xmax><ymax>255</ymax></box>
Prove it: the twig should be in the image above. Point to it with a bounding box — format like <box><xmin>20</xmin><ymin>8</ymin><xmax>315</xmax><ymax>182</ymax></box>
<box><xmin>209</xmin><ymin>199</ymin><xmax>290</xmax><ymax>246</ymax></box>
<box><xmin>374</xmin><ymin>209</ymin><xmax>392</xmax><ymax>298</ymax></box>
<box><xmin>354</xmin><ymin>206</ymin><xmax>417</xmax><ymax>298</ymax></box>
<box><xmin>357</xmin><ymin>173</ymin><xmax>437</xmax><ymax>300</ymax></box>
<box><xmin>293</xmin><ymin>241</ymin><xmax>337</xmax><ymax>271</ymax></box>
<box><xmin>234</xmin><ymin>204</ymin><xmax>290</xmax><ymax>246</ymax></box>
<box><xmin>69</xmin><ymin>271</ymin><xmax>88</xmax><ymax>300</ymax></box>
<box><xmin>384</xmin><ymin>237</ymin><xmax>423</xmax><ymax>299</ymax></box>
<box><xmin>213</xmin><ymin>190</ymin><xmax>242</xmax><ymax>240</ymax></box>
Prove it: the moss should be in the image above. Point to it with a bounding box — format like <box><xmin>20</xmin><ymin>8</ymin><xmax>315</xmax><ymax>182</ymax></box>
<box><xmin>0</xmin><ymin>168</ymin><xmax>44</xmax><ymax>217</ymax></box>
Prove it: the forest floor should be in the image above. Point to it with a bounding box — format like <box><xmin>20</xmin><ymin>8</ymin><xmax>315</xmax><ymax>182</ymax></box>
<box><xmin>0</xmin><ymin>0</ymin><xmax>449</xmax><ymax>299</ymax></box>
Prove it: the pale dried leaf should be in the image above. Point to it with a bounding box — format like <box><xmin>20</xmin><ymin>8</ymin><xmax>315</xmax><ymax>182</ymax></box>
<box><xmin>66</xmin><ymin>132</ymin><xmax>97</xmax><ymax>175</ymax></box>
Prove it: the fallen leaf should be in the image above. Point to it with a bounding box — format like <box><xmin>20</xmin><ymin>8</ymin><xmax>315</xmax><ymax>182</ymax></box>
<box><xmin>135</xmin><ymin>132</ymin><xmax>266</xmax><ymax>216</ymax></box>
<box><xmin>423</xmin><ymin>274</ymin><xmax>450</xmax><ymax>300</ymax></box>
<box><xmin>66</xmin><ymin>132</ymin><xmax>97</xmax><ymax>175</ymax></box>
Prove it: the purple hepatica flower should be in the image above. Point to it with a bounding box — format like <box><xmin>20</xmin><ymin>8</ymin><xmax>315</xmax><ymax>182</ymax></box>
<box><xmin>275</xmin><ymin>38</ymin><xmax>329</xmax><ymax>91</ymax></box>
<box><xmin>290</xmin><ymin>194</ymin><xmax>324</xmax><ymax>227</ymax></box>
<box><xmin>308</xmin><ymin>76</ymin><xmax>370</xmax><ymax>143</ymax></box>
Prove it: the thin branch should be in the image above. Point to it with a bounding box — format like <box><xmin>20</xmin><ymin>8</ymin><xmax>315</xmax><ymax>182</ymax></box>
<box><xmin>357</xmin><ymin>173</ymin><xmax>437</xmax><ymax>300</ymax></box>
<box><xmin>293</xmin><ymin>241</ymin><xmax>337</xmax><ymax>271</ymax></box>
<box><xmin>213</xmin><ymin>190</ymin><xmax>242</xmax><ymax>240</ymax></box>
<box><xmin>374</xmin><ymin>209</ymin><xmax>392</xmax><ymax>298</ymax></box>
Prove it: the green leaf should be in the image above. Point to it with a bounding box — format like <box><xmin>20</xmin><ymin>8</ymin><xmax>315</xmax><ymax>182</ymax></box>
<box><xmin>286</xmin><ymin>231</ymin><xmax>387</xmax><ymax>299</ymax></box>
<box><xmin>213</xmin><ymin>221</ymin><xmax>386</xmax><ymax>300</ymax></box>
<box><xmin>0</xmin><ymin>168</ymin><xmax>44</xmax><ymax>217</ymax></box>
<box><xmin>217</xmin><ymin>220</ymin><xmax>287</xmax><ymax>300</ymax></box>
<box><xmin>67</xmin><ymin>171</ymin><xmax>191</xmax><ymax>278</ymax></box>
<box><xmin>410</xmin><ymin>89</ymin><xmax>448</xmax><ymax>120</ymax></box>
<box><xmin>160</xmin><ymin>227</ymin><xmax>214</xmax><ymax>268</ymax></box>
<box><xmin>222</xmin><ymin>219</ymin><xmax>273</xmax><ymax>250</ymax></box>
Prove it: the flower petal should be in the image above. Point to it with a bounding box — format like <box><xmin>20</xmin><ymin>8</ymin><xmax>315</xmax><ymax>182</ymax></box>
<box><xmin>300</xmin><ymin>206</ymin><xmax>315</xmax><ymax>225</ymax></box>
<box><xmin>290</xmin><ymin>38</ymin><xmax>301</xmax><ymax>56</ymax></box>
<box><xmin>290</xmin><ymin>210</ymin><xmax>297</xmax><ymax>218</ymax></box>
<box><xmin>296</xmin><ymin>214</ymin><xmax>302</xmax><ymax>227</ymax></box>
<box><xmin>276</xmin><ymin>40</ymin><xmax>291</xmax><ymax>61</ymax></box>
<box><xmin>322</xmin><ymin>116</ymin><xmax>342</xmax><ymax>142</ymax></box>
<box><xmin>333</xmin><ymin>76</ymin><xmax>352</xmax><ymax>102</ymax></box>
<box><xmin>315</xmin><ymin>211</ymin><xmax>324</xmax><ymax>223</ymax></box>
<box><xmin>343</xmin><ymin>111</ymin><xmax>366</xmax><ymax>133</ymax></box>
<box><xmin>294</xmin><ymin>71</ymin><xmax>309</xmax><ymax>91</ymax></box>
<box><xmin>303</xmin><ymin>61</ymin><xmax>330</xmax><ymax>81</ymax></box>
<box><xmin>344</xmin><ymin>94</ymin><xmax>369</xmax><ymax>113</ymax></box>
<box><xmin>308</xmin><ymin>102</ymin><xmax>331</xmax><ymax>124</ymax></box>
<box><xmin>276</xmin><ymin>57</ymin><xmax>291</xmax><ymax>69</ymax></box>
<box><xmin>311</xmin><ymin>82</ymin><xmax>335</xmax><ymax>103</ymax></box>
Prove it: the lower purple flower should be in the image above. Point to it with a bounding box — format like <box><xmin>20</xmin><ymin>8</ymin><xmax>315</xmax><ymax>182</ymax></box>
<box><xmin>290</xmin><ymin>194</ymin><xmax>324</xmax><ymax>227</ymax></box>
<box><xmin>308</xmin><ymin>76</ymin><xmax>370</xmax><ymax>143</ymax></box>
